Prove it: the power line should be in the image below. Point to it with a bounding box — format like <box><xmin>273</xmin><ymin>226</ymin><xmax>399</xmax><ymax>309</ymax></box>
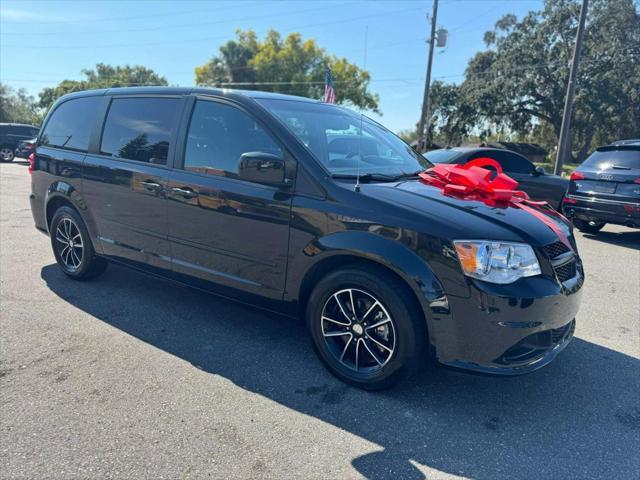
<box><xmin>447</xmin><ymin>1</ymin><xmax>505</xmax><ymax>32</ymax></box>
<box><xmin>3</xmin><ymin>51</ymin><xmax>634</xmax><ymax>87</ymax></box>
<box><xmin>0</xmin><ymin>3</ymin><xmax>358</xmax><ymax>36</ymax></box>
<box><xmin>4</xmin><ymin>36</ymin><xmax>428</xmax><ymax>80</ymax></box>
<box><xmin>0</xmin><ymin>1</ymin><xmax>267</xmax><ymax>26</ymax></box>
<box><xmin>3</xmin><ymin>53</ymin><xmax>634</xmax><ymax>86</ymax></box>
<box><xmin>1</xmin><ymin>6</ymin><xmax>425</xmax><ymax>49</ymax></box>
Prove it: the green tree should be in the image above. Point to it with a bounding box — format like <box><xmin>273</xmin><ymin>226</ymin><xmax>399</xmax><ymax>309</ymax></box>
<box><xmin>0</xmin><ymin>83</ymin><xmax>41</xmax><ymax>125</ymax></box>
<box><xmin>38</xmin><ymin>63</ymin><xmax>168</xmax><ymax>111</ymax></box>
<box><xmin>457</xmin><ymin>0</ymin><xmax>640</xmax><ymax>161</ymax></box>
<box><xmin>428</xmin><ymin>81</ymin><xmax>482</xmax><ymax>146</ymax></box>
<box><xmin>195</xmin><ymin>29</ymin><xmax>379</xmax><ymax>112</ymax></box>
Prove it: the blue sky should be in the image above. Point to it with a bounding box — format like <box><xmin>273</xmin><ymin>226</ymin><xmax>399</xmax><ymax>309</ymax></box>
<box><xmin>0</xmin><ymin>0</ymin><xmax>544</xmax><ymax>132</ymax></box>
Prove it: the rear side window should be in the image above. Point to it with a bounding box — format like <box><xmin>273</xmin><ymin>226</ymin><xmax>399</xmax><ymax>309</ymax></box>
<box><xmin>100</xmin><ymin>97</ymin><xmax>181</xmax><ymax>165</ymax></box>
<box><xmin>41</xmin><ymin>97</ymin><xmax>101</xmax><ymax>151</ymax></box>
<box><xmin>581</xmin><ymin>149</ymin><xmax>640</xmax><ymax>169</ymax></box>
<box><xmin>424</xmin><ymin>149</ymin><xmax>461</xmax><ymax>164</ymax></box>
<box><xmin>13</xmin><ymin>126</ymin><xmax>36</xmax><ymax>136</ymax></box>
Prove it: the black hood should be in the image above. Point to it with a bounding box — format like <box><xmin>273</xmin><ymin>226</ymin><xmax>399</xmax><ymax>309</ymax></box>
<box><xmin>359</xmin><ymin>180</ymin><xmax>569</xmax><ymax>247</ymax></box>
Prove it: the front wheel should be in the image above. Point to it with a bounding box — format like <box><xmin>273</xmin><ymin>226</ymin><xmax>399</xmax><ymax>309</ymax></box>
<box><xmin>306</xmin><ymin>266</ymin><xmax>427</xmax><ymax>390</ymax></box>
<box><xmin>573</xmin><ymin>219</ymin><xmax>605</xmax><ymax>233</ymax></box>
<box><xmin>50</xmin><ymin>206</ymin><xmax>108</xmax><ymax>280</ymax></box>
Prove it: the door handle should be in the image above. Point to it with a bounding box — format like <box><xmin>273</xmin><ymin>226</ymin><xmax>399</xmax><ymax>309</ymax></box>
<box><xmin>141</xmin><ymin>180</ymin><xmax>162</xmax><ymax>192</ymax></box>
<box><xmin>171</xmin><ymin>187</ymin><xmax>198</xmax><ymax>199</ymax></box>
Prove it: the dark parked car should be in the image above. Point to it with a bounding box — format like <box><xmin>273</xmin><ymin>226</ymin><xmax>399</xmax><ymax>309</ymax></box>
<box><xmin>424</xmin><ymin>147</ymin><xmax>569</xmax><ymax>210</ymax></box>
<box><xmin>15</xmin><ymin>137</ymin><xmax>37</xmax><ymax>159</ymax></box>
<box><xmin>563</xmin><ymin>143</ymin><xmax>640</xmax><ymax>232</ymax></box>
<box><xmin>0</xmin><ymin>123</ymin><xmax>39</xmax><ymax>162</ymax></box>
<box><xmin>29</xmin><ymin>87</ymin><xmax>583</xmax><ymax>389</ymax></box>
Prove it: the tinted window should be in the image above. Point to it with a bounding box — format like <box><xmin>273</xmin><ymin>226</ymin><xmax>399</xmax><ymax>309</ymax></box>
<box><xmin>424</xmin><ymin>149</ymin><xmax>461</xmax><ymax>164</ymax></box>
<box><xmin>100</xmin><ymin>97</ymin><xmax>181</xmax><ymax>165</ymax></box>
<box><xmin>581</xmin><ymin>149</ymin><xmax>640</xmax><ymax>170</ymax></box>
<box><xmin>11</xmin><ymin>126</ymin><xmax>35</xmax><ymax>136</ymax></box>
<box><xmin>41</xmin><ymin>97</ymin><xmax>101</xmax><ymax>151</ymax></box>
<box><xmin>482</xmin><ymin>151</ymin><xmax>533</xmax><ymax>174</ymax></box>
<box><xmin>184</xmin><ymin>100</ymin><xmax>282</xmax><ymax>177</ymax></box>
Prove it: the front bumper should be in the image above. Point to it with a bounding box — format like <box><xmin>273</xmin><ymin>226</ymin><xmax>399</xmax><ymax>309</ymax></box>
<box><xmin>430</xmin><ymin>266</ymin><xmax>583</xmax><ymax>375</ymax></box>
<box><xmin>563</xmin><ymin>194</ymin><xmax>640</xmax><ymax>228</ymax></box>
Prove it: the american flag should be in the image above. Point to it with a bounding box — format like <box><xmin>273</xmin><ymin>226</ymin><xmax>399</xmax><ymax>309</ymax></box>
<box><xmin>324</xmin><ymin>68</ymin><xmax>336</xmax><ymax>104</ymax></box>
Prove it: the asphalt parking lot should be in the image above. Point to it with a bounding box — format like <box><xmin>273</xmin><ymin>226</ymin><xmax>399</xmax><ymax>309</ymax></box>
<box><xmin>1</xmin><ymin>160</ymin><xmax>639</xmax><ymax>479</ymax></box>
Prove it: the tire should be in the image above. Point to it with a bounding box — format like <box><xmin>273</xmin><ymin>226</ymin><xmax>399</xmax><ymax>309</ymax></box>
<box><xmin>306</xmin><ymin>266</ymin><xmax>427</xmax><ymax>390</ymax></box>
<box><xmin>573</xmin><ymin>218</ymin><xmax>605</xmax><ymax>233</ymax></box>
<box><xmin>0</xmin><ymin>146</ymin><xmax>15</xmax><ymax>162</ymax></box>
<box><xmin>50</xmin><ymin>206</ymin><xmax>108</xmax><ymax>280</ymax></box>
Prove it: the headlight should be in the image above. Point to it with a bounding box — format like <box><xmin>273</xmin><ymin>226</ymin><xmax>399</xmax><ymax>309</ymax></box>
<box><xmin>453</xmin><ymin>241</ymin><xmax>541</xmax><ymax>284</ymax></box>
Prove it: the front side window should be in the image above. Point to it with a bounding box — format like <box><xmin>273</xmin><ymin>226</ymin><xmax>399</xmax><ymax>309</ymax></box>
<box><xmin>100</xmin><ymin>97</ymin><xmax>181</xmax><ymax>165</ymax></box>
<box><xmin>183</xmin><ymin>100</ymin><xmax>282</xmax><ymax>177</ymax></box>
<box><xmin>41</xmin><ymin>96</ymin><xmax>101</xmax><ymax>151</ymax></box>
<box><xmin>257</xmin><ymin>99</ymin><xmax>430</xmax><ymax>177</ymax></box>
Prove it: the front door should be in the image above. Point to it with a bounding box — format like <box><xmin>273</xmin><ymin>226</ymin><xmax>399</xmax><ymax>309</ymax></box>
<box><xmin>167</xmin><ymin>97</ymin><xmax>293</xmax><ymax>300</ymax></box>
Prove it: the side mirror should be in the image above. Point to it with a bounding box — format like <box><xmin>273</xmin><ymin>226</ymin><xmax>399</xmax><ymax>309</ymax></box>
<box><xmin>238</xmin><ymin>152</ymin><xmax>288</xmax><ymax>187</ymax></box>
<box><xmin>534</xmin><ymin>166</ymin><xmax>546</xmax><ymax>175</ymax></box>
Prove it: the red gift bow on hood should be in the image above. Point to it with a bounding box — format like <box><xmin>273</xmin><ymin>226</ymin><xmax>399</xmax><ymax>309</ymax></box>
<box><xmin>418</xmin><ymin>158</ymin><xmax>573</xmax><ymax>250</ymax></box>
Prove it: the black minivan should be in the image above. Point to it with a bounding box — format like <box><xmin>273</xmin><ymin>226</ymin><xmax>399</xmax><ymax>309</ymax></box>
<box><xmin>30</xmin><ymin>87</ymin><xmax>583</xmax><ymax>389</ymax></box>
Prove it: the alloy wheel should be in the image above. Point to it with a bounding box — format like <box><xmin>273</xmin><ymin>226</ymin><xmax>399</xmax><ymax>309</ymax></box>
<box><xmin>0</xmin><ymin>148</ymin><xmax>14</xmax><ymax>161</ymax></box>
<box><xmin>320</xmin><ymin>288</ymin><xmax>396</xmax><ymax>372</ymax></box>
<box><xmin>55</xmin><ymin>217</ymin><xmax>84</xmax><ymax>270</ymax></box>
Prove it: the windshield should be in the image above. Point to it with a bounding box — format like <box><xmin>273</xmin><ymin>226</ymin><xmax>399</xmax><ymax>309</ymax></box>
<box><xmin>423</xmin><ymin>149</ymin><xmax>461</xmax><ymax>164</ymax></box>
<box><xmin>582</xmin><ymin>148</ymin><xmax>640</xmax><ymax>170</ymax></box>
<box><xmin>256</xmin><ymin>99</ymin><xmax>431</xmax><ymax>177</ymax></box>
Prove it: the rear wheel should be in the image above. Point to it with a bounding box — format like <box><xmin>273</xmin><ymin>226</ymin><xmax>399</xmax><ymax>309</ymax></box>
<box><xmin>306</xmin><ymin>266</ymin><xmax>427</xmax><ymax>390</ymax></box>
<box><xmin>50</xmin><ymin>206</ymin><xmax>107</xmax><ymax>280</ymax></box>
<box><xmin>573</xmin><ymin>219</ymin><xmax>605</xmax><ymax>233</ymax></box>
<box><xmin>0</xmin><ymin>147</ymin><xmax>15</xmax><ymax>162</ymax></box>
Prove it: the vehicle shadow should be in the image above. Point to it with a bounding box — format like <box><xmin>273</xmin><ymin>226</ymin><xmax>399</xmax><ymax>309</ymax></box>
<box><xmin>582</xmin><ymin>229</ymin><xmax>640</xmax><ymax>251</ymax></box>
<box><xmin>41</xmin><ymin>263</ymin><xmax>640</xmax><ymax>479</ymax></box>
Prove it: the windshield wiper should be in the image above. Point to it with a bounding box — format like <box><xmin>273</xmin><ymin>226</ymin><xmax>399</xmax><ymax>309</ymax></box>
<box><xmin>396</xmin><ymin>170</ymin><xmax>423</xmax><ymax>178</ymax></box>
<box><xmin>331</xmin><ymin>173</ymin><xmax>400</xmax><ymax>183</ymax></box>
<box><xmin>611</xmin><ymin>165</ymin><xmax>632</xmax><ymax>170</ymax></box>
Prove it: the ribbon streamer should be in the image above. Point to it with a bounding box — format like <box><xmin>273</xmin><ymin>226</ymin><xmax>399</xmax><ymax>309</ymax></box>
<box><xmin>418</xmin><ymin>158</ymin><xmax>573</xmax><ymax>250</ymax></box>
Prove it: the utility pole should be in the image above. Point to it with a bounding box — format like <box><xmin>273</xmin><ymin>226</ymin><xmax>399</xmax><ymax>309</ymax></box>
<box><xmin>554</xmin><ymin>0</ymin><xmax>589</xmax><ymax>175</ymax></box>
<box><xmin>417</xmin><ymin>0</ymin><xmax>439</xmax><ymax>152</ymax></box>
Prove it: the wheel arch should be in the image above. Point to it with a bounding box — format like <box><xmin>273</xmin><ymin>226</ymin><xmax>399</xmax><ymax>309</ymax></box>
<box><xmin>44</xmin><ymin>182</ymin><xmax>102</xmax><ymax>252</ymax></box>
<box><xmin>294</xmin><ymin>232</ymin><xmax>448</xmax><ymax>350</ymax></box>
